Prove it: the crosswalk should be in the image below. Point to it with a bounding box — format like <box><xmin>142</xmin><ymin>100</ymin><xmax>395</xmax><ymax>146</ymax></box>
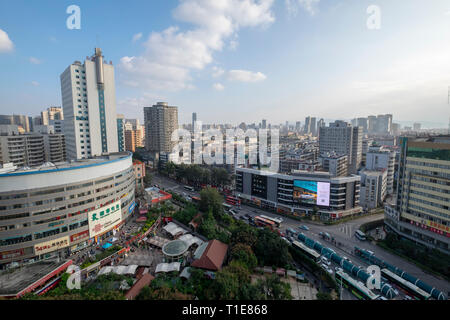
<box><xmin>338</xmin><ymin>224</ymin><xmax>353</xmax><ymax>237</ymax></box>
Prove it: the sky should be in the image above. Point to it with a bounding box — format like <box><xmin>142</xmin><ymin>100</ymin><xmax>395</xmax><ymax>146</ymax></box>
<box><xmin>0</xmin><ymin>0</ymin><xmax>450</xmax><ymax>128</ymax></box>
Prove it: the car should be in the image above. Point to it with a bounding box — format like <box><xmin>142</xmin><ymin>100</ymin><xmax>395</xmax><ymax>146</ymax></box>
<box><xmin>229</xmin><ymin>209</ymin><xmax>237</xmax><ymax>216</ymax></box>
<box><xmin>321</xmin><ymin>263</ymin><xmax>328</xmax><ymax>270</ymax></box>
<box><xmin>367</xmin><ymin>250</ymin><xmax>374</xmax><ymax>255</ymax></box>
<box><xmin>335</xmin><ymin>267</ymin><xmax>343</xmax><ymax>272</ymax></box>
<box><xmin>326</xmin><ymin>268</ymin><xmax>333</xmax><ymax>275</ymax></box>
<box><xmin>299</xmin><ymin>225</ymin><xmax>310</xmax><ymax>231</ymax></box>
<box><xmin>404</xmin><ymin>295</ymin><xmax>413</xmax><ymax>300</ymax></box>
<box><xmin>392</xmin><ymin>288</ymin><xmax>399</xmax><ymax>296</ymax></box>
<box><xmin>281</xmin><ymin>237</ymin><xmax>290</xmax><ymax>244</ymax></box>
<box><xmin>244</xmin><ymin>214</ymin><xmax>251</xmax><ymax>219</ymax></box>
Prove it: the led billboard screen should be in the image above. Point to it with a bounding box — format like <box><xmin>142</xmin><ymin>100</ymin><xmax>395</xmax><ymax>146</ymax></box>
<box><xmin>293</xmin><ymin>180</ymin><xmax>330</xmax><ymax>206</ymax></box>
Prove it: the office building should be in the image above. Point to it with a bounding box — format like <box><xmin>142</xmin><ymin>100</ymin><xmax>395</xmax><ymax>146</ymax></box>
<box><xmin>319</xmin><ymin>121</ymin><xmax>362</xmax><ymax>174</ymax></box>
<box><xmin>192</xmin><ymin>113</ymin><xmax>197</xmax><ymax>133</ymax></box>
<box><xmin>41</xmin><ymin>107</ymin><xmax>64</xmax><ymax>126</ymax></box>
<box><xmin>117</xmin><ymin>114</ymin><xmax>125</xmax><ymax>152</ymax></box>
<box><xmin>0</xmin><ymin>127</ymin><xmax>66</xmax><ymax>167</ymax></box>
<box><xmin>319</xmin><ymin>152</ymin><xmax>348</xmax><ymax>177</ymax></box>
<box><xmin>0</xmin><ymin>152</ymin><xmax>135</xmax><ymax>266</ymax></box>
<box><xmin>144</xmin><ymin>102</ymin><xmax>178</xmax><ymax>153</ymax></box>
<box><xmin>235</xmin><ymin>168</ymin><xmax>361</xmax><ymax>221</ymax></box>
<box><xmin>365</xmin><ymin>145</ymin><xmax>396</xmax><ymax>194</ymax></box>
<box><xmin>359</xmin><ymin>169</ymin><xmax>387</xmax><ymax>210</ymax></box>
<box><xmin>60</xmin><ymin>48</ymin><xmax>119</xmax><ymax>160</ymax></box>
<box><xmin>0</xmin><ymin>115</ymin><xmax>30</xmax><ymax>133</ymax></box>
<box><xmin>385</xmin><ymin>136</ymin><xmax>450</xmax><ymax>252</ymax></box>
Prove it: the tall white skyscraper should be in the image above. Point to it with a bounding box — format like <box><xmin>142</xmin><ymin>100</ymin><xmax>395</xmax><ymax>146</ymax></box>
<box><xmin>60</xmin><ymin>48</ymin><xmax>119</xmax><ymax>160</ymax></box>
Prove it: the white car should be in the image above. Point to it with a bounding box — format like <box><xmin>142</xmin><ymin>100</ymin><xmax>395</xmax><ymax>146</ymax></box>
<box><xmin>326</xmin><ymin>268</ymin><xmax>334</xmax><ymax>275</ymax></box>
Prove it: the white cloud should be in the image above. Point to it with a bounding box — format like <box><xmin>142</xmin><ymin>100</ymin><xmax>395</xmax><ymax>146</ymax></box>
<box><xmin>119</xmin><ymin>0</ymin><xmax>275</xmax><ymax>91</ymax></box>
<box><xmin>212</xmin><ymin>66</ymin><xmax>225</xmax><ymax>78</ymax></box>
<box><xmin>286</xmin><ymin>0</ymin><xmax>320</xmax><ymax>17</ymax></box>
<box><xmin>213</xmin><ymin>83</ymin><xmax>225</xmax><ymax>91</ymax></box>
<box><xmin>31</xmin><ymin>81</ymin><xmax>39</xmax><ymax>86</ymax></box>
<box><xmin>228</xmin><ymin>69</ymin><xmax>267</xmax><ymax>82</ymax></box>
<box><xmin>0</xmin><ymin>29</ymin><xmax>14</xmax><ymax>53</ymax></box>
<box><xmin>29</xmin><ymin>57</ymin><xmax>42</xmax><ymax>65</ymax></box>
<box><xmin>132</xmin><ymin>32</ymin><xmax>143</xmax><ymax>42</ymax></box>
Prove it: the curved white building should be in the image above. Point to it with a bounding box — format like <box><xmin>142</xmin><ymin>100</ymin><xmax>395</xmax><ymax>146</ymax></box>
<box><xmin>0</xmin><ymin>152</ymin><xmax>135</xmax><ymax>266</ymax></box>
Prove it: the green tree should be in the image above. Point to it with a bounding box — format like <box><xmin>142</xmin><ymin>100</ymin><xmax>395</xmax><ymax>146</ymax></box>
<box><xmin>230</xmin><ymin>243</ymin><xmax>258</xmax><ymax>270</ymax></box>
<box><xmin>255</xmin><ymin>274</ymin><xmax>292</xmax><ymax>300</ymax></box>
<box><xmin>253</xmin><ymin>228</ymin><xmax>291</xmax><ymax>267</ymax></box>
<box><xmin>199</xmin><ymin>187</ymin><xmax>223</xmax><ymax>217</ymax></box>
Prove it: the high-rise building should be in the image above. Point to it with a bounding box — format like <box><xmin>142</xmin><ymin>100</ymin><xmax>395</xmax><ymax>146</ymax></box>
<box><xmin>0</xmin><ymin>127</ymin><xmax>66</xmax><ymax>167</ymax></box>
<box><xmin>144</xmin><ymin>102</ymin><xmax>178</xmax><ymax>153</ymax></box>
<box><xmin>357</xmin><ymin>117</ymin><xmax>368</xmax><ymax>133</ymax></box>
<box><xmin>391</xmin><ymin>123</ymin><xmax>401</xmax><ymax>136</ymax></box>
<box><xmin>262</xmin><ymin>119</ymin><xmax>267</xmax><ymax>130</ymax></box>
<box><xmin>117</xmin><ymin>114</ymin><xmax>125</xmax><ymax>152</ymax></box>
<box><xmin>0</xmin><ymin>115</ymin><xmax>30</xmax><ymax>132</ymax></box>
<box><xmin>319</xmin><ymin>120</ymin><xmax>362</xmax><ymax>174</ymax></box>
<box><xmin>295</xmin><ymin>121</ymin><xmax>301</xmax><ymax>132</ymax></box>
<box><xmin>385</xmin><ymin>136</ymin><xmax>450</xmax><ymax>253</ymax></box>
<box><xmin>60</xmin><ymin>48</ymin><xmax>119</xmax><ymax>160</ymax></box>
<box><xmin>310</xmin><ymin>117</ymin><xmax>317</xmax><ymax>136</ymax></box>
<box><xmin>360</xmin><ymin>169</ymin><xmax>387</xmax><ymax>209</ymax></box>
<box><xmin>367</xmin><ymin>115</ymin><xmax>377</xmax><ymax>134</ymax></box>
<box><xmin>376</xmin><ymin>114</ymin><xmax>393</xmax><ymax>134</ymax></box>
<box><xmin>365</xmin><ymin>145</ymin><xmax>395</xmax><ymax>194</ymax></box>
<box><xmin>41</xmin><ymin>107</ymin><xmax>64</xmax><ymax>126</ymax></box>
<box><xmin>304</xmin><ymin>116</ymin><xmax>311</xmax><ymax>134</ymax></box>
<box><xmin>192</xmin><ymin>112</ymin><xmax>197</xmax><ymax>133</ymax></box>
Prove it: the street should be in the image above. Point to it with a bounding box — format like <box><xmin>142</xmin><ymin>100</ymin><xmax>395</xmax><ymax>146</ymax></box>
<box><xmin>152</xmin><ymin>172</ymin><xmax>450</xmax><ymax>298</ymax></box>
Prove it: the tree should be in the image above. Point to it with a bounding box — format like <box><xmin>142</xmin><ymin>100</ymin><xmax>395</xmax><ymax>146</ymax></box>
<box><xmin>231</xmin><ymin>224</ymin><xmax>257</xmax><ymax>248</ymax></box>
<box><xmin>253</xmin><ymin>228</ymin><xmax>291</xmax><ymax>267</ymax></box>
<box><xmin>255</xmin><ymin>274</ymin><xmax>292</xmax><ymax>300</ymax></box>
<box><xmin>199</xmin><ymin>187</ymin><xmax>223</xmax><ymax>217</ymax></box>
<box><xmin>230</xmin><ymin>243</ymin><xmax>258</xmax><ymax>270</ymax></box>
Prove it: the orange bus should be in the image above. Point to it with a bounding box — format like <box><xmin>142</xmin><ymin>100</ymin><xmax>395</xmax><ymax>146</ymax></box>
<box><xmin>254</xmin><ymin>216</ymin><xmax>276</xmax><ymax>229</ymax></box>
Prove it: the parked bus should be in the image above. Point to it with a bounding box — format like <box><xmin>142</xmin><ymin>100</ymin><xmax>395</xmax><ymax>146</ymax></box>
<box><xmin>335</xmin><ymin>270</ymin><xmax>380</xmax><ymax>300</ymax></box>
<box><xmin>292</xmin><ymin>241</ymin><xmax>321</xmax><ymax>263</ymax></box>
<box><xmin>355</xmin><ymin>230</ymin><xmax>367</xmax><ymax>241</ymax></box>
<box><xmin>184</xmin><ymin>185</ymin><xmax>194</xmax><ymax>191</ymax></box>
<box><xmin>225</xmin><ymin>196</ymin><xmax>241</xmax><ymax>207</ymax></box>
<box><xmin>381</xmin><ymin>268</ymin><xmax>431</xmax><ymax>300</ymax></box>
<box><xmin>223</xmin><ymin>203</ymin><xmax>232</xmax><ymax>212</ymax></box>
<box><xmin>259</xmin><ymin>215</ymin><xmax>283</xmax><ymax>227</ymax></box>
<box><xmin>254</xmin><ymin>216</ymin><xmax>276</xmax><ymax>230</ymax></box>
<box><xmin>191</xmin><ymin>196</ymin><xmax>201</xmax><ymax>204</ymax></box>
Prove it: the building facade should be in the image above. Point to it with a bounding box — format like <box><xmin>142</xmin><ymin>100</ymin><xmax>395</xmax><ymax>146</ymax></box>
<box><xmin>359</xmin><ymin>169</ymin><xmax>387</xmax><ymax>210</ymax></box>
<box><xmin>235</xmin><ymin>168</ymin><xmax>362</xmax><ymax>221</ymax></box>
<box><xmin>385</xmin><ymin>136</ymin><xmax>450</xmax><ymax>252</ymax></box>
<box><xmin>0</xmin><ymin>132</ymin><xmax>66</xmax><ymax>167</ymax></box>
<box><xmin>117</xmin><ymin>114</ymin><xmax>125</xmax><ymax>152</ymax></box>
<box><xmin>60</xmin><ymin>48</ymin><xmax>118</xmax><ymax>160</ymax></box>
<box><xmin>0</xmin><ymin>152</ymin><xmax>135</xmax><ymax>266</ymax></box>
<box><xmin>365</xmin><ymin>145</ymin><xmax>396</xmax><ymax>195</ymax></box>
<box><xmin>319</xmin><ymin>121</ymin><xmax>362</xmax><ymax>174</ymax></box>
<box><xmin>144</xmin><ymin>102</ymin><xmax>178</xmax><ymax>153</ymax></box>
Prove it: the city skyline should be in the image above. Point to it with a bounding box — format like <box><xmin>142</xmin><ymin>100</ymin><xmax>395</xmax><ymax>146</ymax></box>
<box><xmin>1</xmin><ymin>1</ymin><xmax>450</xmax><ymax>126</ymax></box>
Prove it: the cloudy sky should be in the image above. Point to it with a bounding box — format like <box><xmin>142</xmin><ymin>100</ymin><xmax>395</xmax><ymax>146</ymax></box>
<box><xmin>0</xmin><ymin>0</ymin><xmax>450</xmax><ymax>127</ymax></box>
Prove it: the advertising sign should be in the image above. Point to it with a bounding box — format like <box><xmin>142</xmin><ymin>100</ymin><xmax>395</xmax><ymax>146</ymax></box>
<box><xmin>0</xmin><ymin>248</ymin><xmax>25</xmax><ymax>261</ymax></box>
<box><xmin>88</xmin><ymin>200</ymin><xmax>122</xmax><ymax>238</ymax></box>
<box><xmin>70</xmin><ymin>230</ymin><xmax>90</xmax><ymax>243</ymax></box>
<box><xmin>293</xmin><ymin>180</ymin><xmax>330</xmax><ymax>206</ymax></box>
<box><xmin>34</xmin><ymin>236</ymin><xmax>70</xmax><ymax>255</ymax></box>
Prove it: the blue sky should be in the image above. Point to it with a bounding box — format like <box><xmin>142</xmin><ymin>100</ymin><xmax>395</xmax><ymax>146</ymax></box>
<box><xmin>1</xmin><ymin>0</ymin><xmax>450</xmax><ymax>127</ymax></box>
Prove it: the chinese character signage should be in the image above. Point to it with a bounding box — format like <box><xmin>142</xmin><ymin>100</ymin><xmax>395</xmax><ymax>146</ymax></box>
<box><xmin>88</xmin><ymin>200</ymin><xmax>122</xmax><ymax>238</ymax></box>
<box><xmin>34</xmin><ymin>236</ymin><xmax>70</xmax><ymax>255</ymax></box>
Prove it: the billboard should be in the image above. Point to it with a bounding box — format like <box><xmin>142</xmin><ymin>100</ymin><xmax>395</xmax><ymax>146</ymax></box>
<box><xmin>293</xmin><ymin>180</ymin><xmax>330</xmax><ymax>206</ymax></box>
<box><xmin>88</xmin><ymin>200</ymin><xmax>122</xmax><ymax>238</ymax></box>
<box><xmin>34</xmin><ymin>236</ymin><xmax>70</xmax><ymax>255</ymax></box>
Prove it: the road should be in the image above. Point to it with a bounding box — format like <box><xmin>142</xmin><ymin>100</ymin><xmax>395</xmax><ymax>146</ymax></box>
<box><xmin>152</xmin><ymin>173</ymin><xmax>450</xmax><ymax>298</ymax></box>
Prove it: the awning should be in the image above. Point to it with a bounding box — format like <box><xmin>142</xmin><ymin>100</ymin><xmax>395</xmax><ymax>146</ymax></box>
<box><xmin>102</xmin><ymin>242</ymin><xmax>113</xmax><ymax>249</ymax></box>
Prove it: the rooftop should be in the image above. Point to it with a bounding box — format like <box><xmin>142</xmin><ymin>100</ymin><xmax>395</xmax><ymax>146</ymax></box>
<box><xmin>191</xmin><ymin>240</ymin><xmax>228</xmax><ymax>271</ymax></box>
<box><xmin>0</xmin><ymin>260</ymin><xmax>71</xmax><ymax>297</ymax></box>
<box><xmin>162</xmin><ymin>240</ymin><xmax>189</xmax><ymax>257</ymax></box>
<box><xmin>0</xmin><ymin>152</ymin><xmax>131</xmax><ymax>177</ymax></box>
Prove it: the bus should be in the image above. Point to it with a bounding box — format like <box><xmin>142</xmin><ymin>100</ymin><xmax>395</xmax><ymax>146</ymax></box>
<box><xmin>184</xmin><ymin>185</ymin><xmax>194</xmax><ymax>191</ymax></box>
<box><xmin>381</xmin><ymin>268</ymin><xmax>431</xmax><ymax>300</ymax></box>
<box><xmin>223</xmin><ymin>203</ymin><xmax>232</xmax><ymax>212</ymax></box>
<box><xmin>225</xmin><ymin>196</ymin><xmax>241</xmax><ymax>207</ymax></box>
<box><xmin>260</xmin><ymin>215</ymin><xmax>283</xmax><ymax>227</ymax></box>
<box><xmin>292</xmin><ymin>241</ymin><xmax>321</xmax><ymax>263</ymax></box>
<box><xmin>355</xmin><ymin>230</ymin><xmax>367</xmax><ymax>241</ymax></box>
<box><xmin>335</xmin><ymin>270</ymin><xmax>380</xmax><ymax>300</ymax></box>
<box><xmin>254</xmin><ymin>216</ymin><xmax>276</xmax><ymax>230</ymax></box>
<box><xmin>191</xmin><ymin>196</ymin><xmax>201</xmax><ymax>204</ymax></box>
